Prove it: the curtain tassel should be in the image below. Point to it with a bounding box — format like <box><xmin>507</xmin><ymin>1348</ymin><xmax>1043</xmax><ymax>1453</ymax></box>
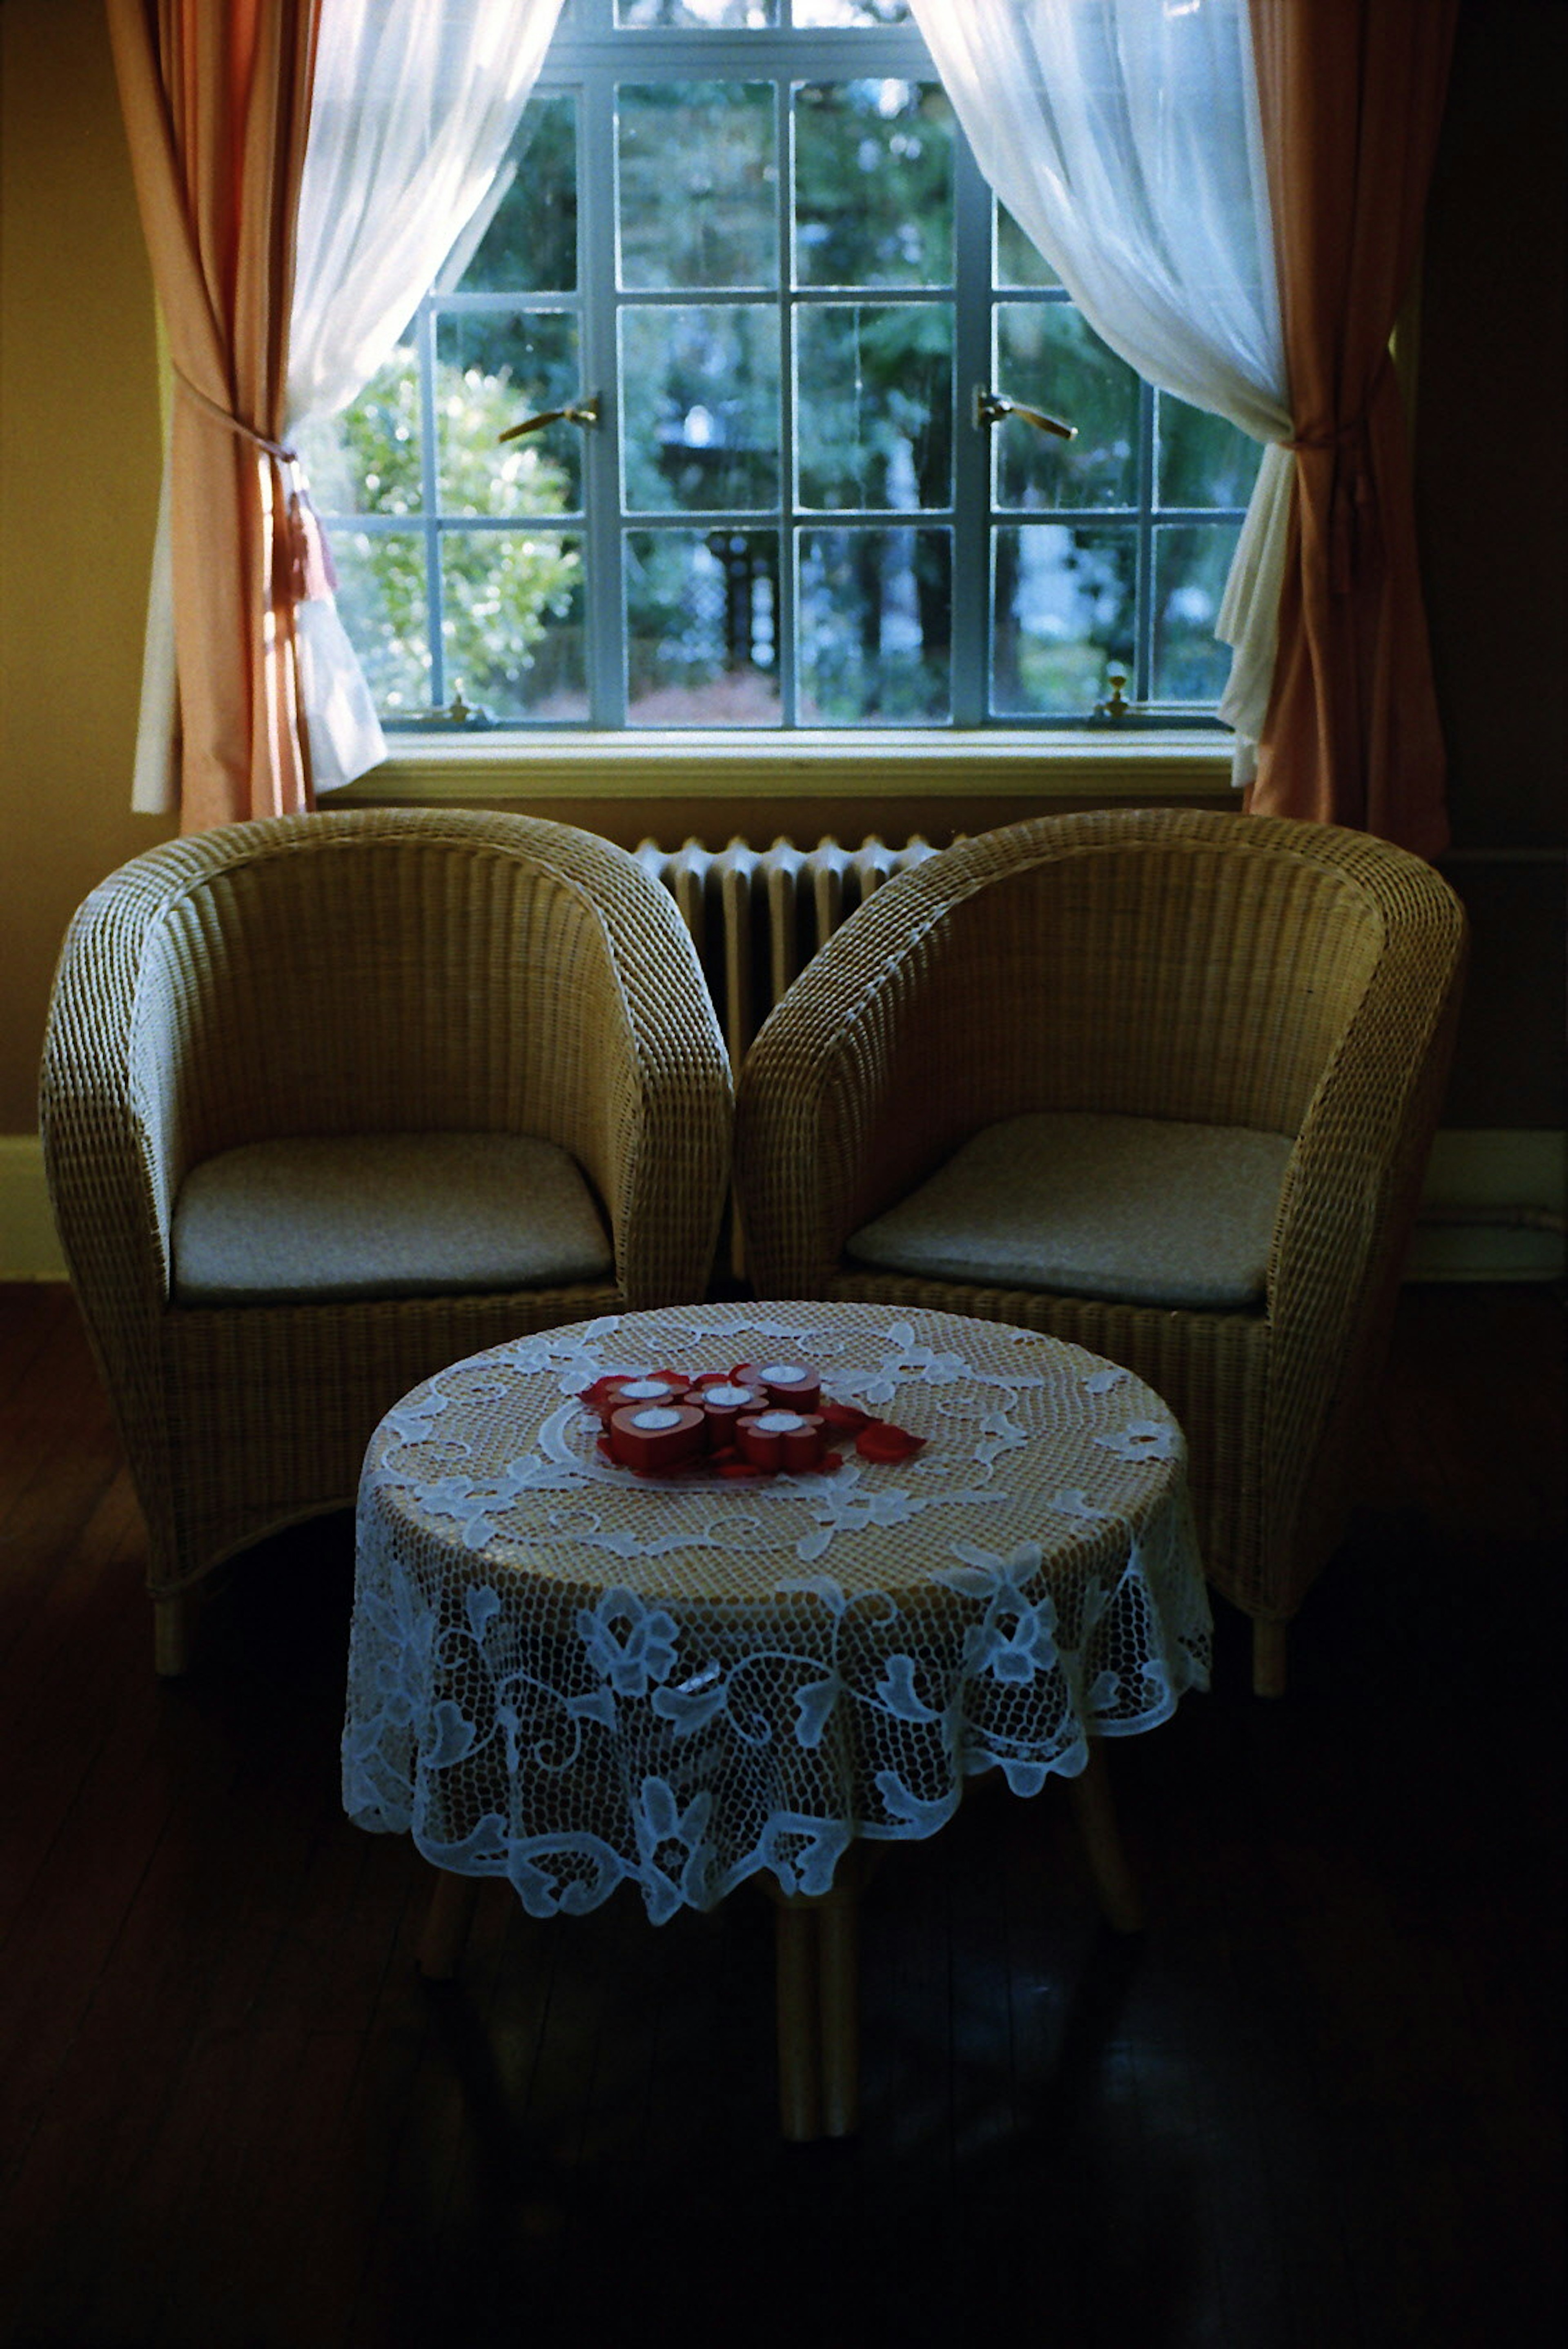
<box><xmin>174</xmin><ymin>364</ymin><xmax>337</xmax><ymax>604</ymax></box>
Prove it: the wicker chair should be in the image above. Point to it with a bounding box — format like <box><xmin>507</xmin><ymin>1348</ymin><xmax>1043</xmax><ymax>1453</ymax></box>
<box><xmin>41</xmin><ymin>809</ymin><xmax>734</xmax><ymax>1674</ymax></box>
<box><xmin>734</xmin><ymin>810</ymin><xmax>1467</xmax><ymax>1696</ymax></box>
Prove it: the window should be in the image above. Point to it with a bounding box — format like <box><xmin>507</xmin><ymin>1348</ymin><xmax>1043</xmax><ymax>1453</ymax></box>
<box><xmin>299</xmin><ymin>0</ymin><xmax>1262</xmax><ymax>737</ymax></box>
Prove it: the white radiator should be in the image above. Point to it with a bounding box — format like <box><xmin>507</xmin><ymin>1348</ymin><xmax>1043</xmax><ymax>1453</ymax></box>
<box><xmin>635</xmin><ymin>835</ymin><xmax>938</xmax><ymax>1072</ymax></box>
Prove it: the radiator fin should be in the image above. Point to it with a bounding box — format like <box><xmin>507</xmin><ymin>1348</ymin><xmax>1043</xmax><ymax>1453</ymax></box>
<box><xmin>635</xmin><ymin>835</ymin><xmax>938</xmax><ymax>1072</ymax></box>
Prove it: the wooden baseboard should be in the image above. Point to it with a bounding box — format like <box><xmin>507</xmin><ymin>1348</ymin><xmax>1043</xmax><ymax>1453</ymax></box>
<box><xmin>2</xmin><ymin>1128</ymin><xmax>1561</xmax><ymax>1285</ymax></box>
<box><xmin>1406</xmin><ymin>1129</ymin><xmax>1566</xmax><ymax>1282</ymax></box>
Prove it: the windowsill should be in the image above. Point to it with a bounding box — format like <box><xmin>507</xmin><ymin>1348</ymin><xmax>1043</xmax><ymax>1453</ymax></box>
<box><xmin>332</xmin><ymin>727</ymin><xmax>1241</xmax><ymax>804</ymax></box>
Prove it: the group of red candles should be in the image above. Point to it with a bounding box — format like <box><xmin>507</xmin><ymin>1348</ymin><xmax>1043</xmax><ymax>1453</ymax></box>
<box><xmin>579</xmin><ymin>1360</ymin><xmax>924</xmax><ymax>1479</ymax></box>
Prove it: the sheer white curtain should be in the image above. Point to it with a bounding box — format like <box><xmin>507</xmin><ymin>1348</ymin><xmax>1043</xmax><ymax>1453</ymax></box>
<box><xmin>908</xmin><ymin>0</ymin><xmax>1290</xmax><ymax>780</ymax></box>
<box><xmin>287</xmin><ymin>0</ymin><xmax>566</xmax><ymax>791</ymax></box>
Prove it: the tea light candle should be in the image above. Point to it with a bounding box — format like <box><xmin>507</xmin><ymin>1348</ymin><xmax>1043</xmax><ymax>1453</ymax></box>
<box><xmin>755</xmin><ymin>1360</ymin><xmax>822</xmax><ymax>1410</ymax></box>
<box><xmin>690</xmin><ymin>1378</ymin><xmax>765</xmax><ymax>1444</ymax></box>
<box><xmin>584</xmin><ymin>1372</ymin><xmax>686</xmax><ymax>1425</ymax></box>
<box><xmin>608</xmin><ymin>1401</ymin><xmax>706</xmax><ymax>1472</ymax></box>
<box><xmin>735</xmin><ymin>1408</ymin><xmax>825</xmax><ymax>1471</ymax></box>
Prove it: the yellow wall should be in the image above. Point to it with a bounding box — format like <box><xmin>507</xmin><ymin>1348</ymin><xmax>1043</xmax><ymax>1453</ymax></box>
<box><xmin>1</xmin><ymin>0</ymin><xmax>172</xmax><ymax>1132</ymax></box>
<box><xmin>1</xmin><ymin>0</ymin><xmax>1563</xmax><ymax>1137</ymax></box>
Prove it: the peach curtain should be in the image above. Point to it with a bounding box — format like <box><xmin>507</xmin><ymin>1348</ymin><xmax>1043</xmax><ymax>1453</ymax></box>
<box><xmin>1246</xmin><ymin>0</ymin><xmax>1458</xmax><ymax>857</ymax></box>
<box><xmin>107</xmin><ymin>0</ymin><xmax>321</xmax><ymax>832</ymax></box>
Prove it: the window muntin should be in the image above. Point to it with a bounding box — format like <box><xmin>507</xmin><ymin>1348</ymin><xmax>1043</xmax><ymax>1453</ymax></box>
<box><xmin>301</xmin><ymin>0</ymin><xmax>1259</xmax><ymax>732</ymax></box>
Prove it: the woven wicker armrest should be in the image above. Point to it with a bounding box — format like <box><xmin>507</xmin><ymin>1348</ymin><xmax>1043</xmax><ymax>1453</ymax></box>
<box><xmin>42</xmin><ymin>849</ymin><xmax>198</xmax><ymax>1311</ymax></box>
<box><xmin>575</xmin><ymin>851</ymin><xmax>733</xmax><ymax>1305</ymax></box>
<box><xmin>1261</xmin><ymin>866</ymin><xmax>1468</xmax><ymax>1570</ymax></box>
<box><xmin>737</xmin><ymin>868</ymin><xmax>964</xmax><ymax>1295</ymax></box>
<box><xmin>40</xmin><ymin>842</ymin><xmax>230</xmax><ymax>1523</ymax></box>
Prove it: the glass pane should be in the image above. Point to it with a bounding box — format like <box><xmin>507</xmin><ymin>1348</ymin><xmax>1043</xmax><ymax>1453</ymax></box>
<box><xmin>618</xmin><ymin>83</ymin><xmax>776</xmax><ymax>290</ymax></box>
<box><xmin>1154</xmin><ymin>522</ymin><xmax>1240</xmax><ymax>703</ymax></box>
<box><xmin>793</xmin><ymin>82</ymin><xmax>953</xmax><ymax>288</ymax></box>
<box><xmin>330</xmin><ymin>528</ymin><xmax>430</xmax><ymax>715</ymax></box>
<box><xmin>454</xmin><ymin>95</ymin><xmax>577</xmax><ymax>294</ymax></box>
<box><xmin>796</xmin><ymin>303</ymin><xmax>952</xmax><ymax>510</ymax></box>
<box><xmin>994</xmin><ymin>305</ymin><xmax>1140</xmax><ymax>510</ymax></box>
<box><xmin>617</xmin><ymin>2</ymin><xmax>777</xmax><ymax>24</ymax></box>
<box><xmin>441</xmin><ymin>531</ymin><xmax>587</xmax><ymax>720</ymax></box>
<box><xmin>436</xmin><ymin>314</ymin><xmax>583</xmax><ymax>514</ymax></box>
<box><xmin>995</xmin><ymin>203</ymin><xmax>1058</xmax><ymax>289</ymax></box>
<box><xmin>625</xmin><ymin>530</ymin><xmax>781</xmax><ymax>726</ymax></box>
<box><xmin>620</xmin><ymin>306</ymin><xmax>780</xmax><ymax>511</ymax></box>
<box><xmin>295</xmin><ymin>348</ymin><xmax>421</xmax><ymax>517</ymax></box>
<box><xmin>1156</xmin><ymin>393</ymin><xmax>1262</xmax><ymax>510</ymax></box>
<box><xmin>797</xmin><ymin>526</ymin><xmax>950</xmax><ymax>722</ymax></box>
<box><xmin>991</xmin><ymin>523</ymin><xmax>1135</xmax><ymax>716</ymax></box>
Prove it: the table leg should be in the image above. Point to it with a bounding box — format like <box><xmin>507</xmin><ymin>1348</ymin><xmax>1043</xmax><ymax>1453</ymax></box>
<box><xmin>1252</xmin><ymin>1615</ymin><xmax>1289</xmax><ymax>1699</ymax></box>
<box><xmin>417</xmin><ymin>1867</ymin><xmax>480</xmax><ymax>1981</ymax></box>
<box><xmin>154</xmin><ymin>1592</ymin><xmax>191</xmax><ymax>1677</ymax></box>
<box><xmin>773</xmin><ymin>1899</ymin><xmax>822</xmax><ymax>2141</ymax></box>
<box><xmin>816</xmin><ymin>1880</ymin><xmax>860</xmax><ymax>2140</ymax></box>
<box><xmin>1068</xmin><ymin>1741</ymin><xmax>1145</xmax><ymax>1934</ymax></box>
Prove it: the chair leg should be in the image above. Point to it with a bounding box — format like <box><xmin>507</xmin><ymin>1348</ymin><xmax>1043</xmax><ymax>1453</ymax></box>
<box><xmin>1252</xmin><ymin>1616</ymin><xmax>1288</xmax><ymax>1699</ymax></box>
<box><xmin>1067</xmin><ymin>1741</ymin><xmax>1145</xmax><ymax>1934</ymax></box>
<box><xmin>417</xmin><ymin>1868</ymin><xmax>480</xmax><ymax>1981</ymax></box>
<box><xmin>153</xmin><ymin>1592</ymin><xmax>191</xmax><ymax>1677</ymax></box>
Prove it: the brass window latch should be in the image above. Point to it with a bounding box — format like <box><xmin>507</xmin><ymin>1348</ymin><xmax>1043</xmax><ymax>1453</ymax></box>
<box><xmin>973</xmin><ymin>386</ymin><xmax>1076</xmax><ymax>441</ymax></box>
<box><xmin>1092</xmin><ymin>670</ymin><xmax>1131</xmax><ymax>724</ymax></box>
<box><xmin>497</xmin><ymin>394</ymin><xmax>601</xmax><ymax>445</ymax></box>
<box><xmin>409</xmin><ymin>683</ymin><xmax>495</xmax><ymax>730</ymax></box>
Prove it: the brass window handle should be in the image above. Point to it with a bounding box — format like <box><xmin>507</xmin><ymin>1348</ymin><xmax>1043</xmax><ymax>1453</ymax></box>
<box><xmin>974</xmin><ymin>386</ymin><xmax>1076</xmax><ymax>441</ymax></box>
<box><xmin>497</xmin><ymin>394</ymin><xmax>601</xmax><ymax>445</ymax></box>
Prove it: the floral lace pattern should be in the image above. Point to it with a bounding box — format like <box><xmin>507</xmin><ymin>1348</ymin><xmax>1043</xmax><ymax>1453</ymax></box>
<box><xmin>344</xmin><ymin>1306</ymin><xmax>1211</xmax><ymax>1922</ymax></box>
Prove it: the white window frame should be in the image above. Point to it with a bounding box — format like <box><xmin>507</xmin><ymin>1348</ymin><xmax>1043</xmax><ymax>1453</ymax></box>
<box><xmin>334</xmin><ymin>0</ymin><xmax>1247</xmax><ymax>808</ymax></box>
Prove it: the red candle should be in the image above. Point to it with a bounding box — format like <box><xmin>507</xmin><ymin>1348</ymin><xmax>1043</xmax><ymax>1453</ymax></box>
<box><xmin>753</xmin><ymin>1359</ymin><xmax>822</xmax><ymax>1410</ymax></box>
<box><xmin>607</xmin><ymin>1401</ymin><xmax>706</xmax><ymax>1472</ymax></box>
<box><xmin>735</xmin><ymin>1408</ymin><xmax>826</xmax><ymax>1471</ymax></box>
<box><xmin>688</xmin><ymin>1377</ymin><xmax>766</xmax><ymax>1445</ymax></box>
<box><xmin>780</xmin><ymin>1413</ymin><xmax>827</xmax><ymax>1470</ymax></box>
<box><xmin>585</xmin><ymin>1371</ymin><xmax>688</xmax><ymax>1426</ymax></box>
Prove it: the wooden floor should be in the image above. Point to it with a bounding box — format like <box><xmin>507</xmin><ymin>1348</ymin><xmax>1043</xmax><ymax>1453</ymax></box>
<box><xmin>0</xmin><ymin>1282</ymin><xmax>1561</xmax><ymax>2349</ymax></box>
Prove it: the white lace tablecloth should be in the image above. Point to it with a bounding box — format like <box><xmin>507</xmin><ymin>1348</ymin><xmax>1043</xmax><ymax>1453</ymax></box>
<box><xmin>343</xmin><ymin>1303</ymin><xmax>1211</xmax><ymax>1922</ymax></box>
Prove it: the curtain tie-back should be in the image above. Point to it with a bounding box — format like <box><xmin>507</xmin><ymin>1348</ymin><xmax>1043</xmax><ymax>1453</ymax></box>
<box><xmin>1279</xmin><ymin>356</ymin><xmax>1398</xmax><ymax>594</ymax></box>
<box><xmin>174</xmin><ymin>367</ymin><xmax>339</xmax><ymax>604</ymax></box>
<box><xmin>1283</xmin><ymin>416</ymin><xmax>1368</xmax><ymax>454</ymax></box>
<box><xmin>1281</xmin><ymin>424</ymin><xmax>1369</xmax><ymax>596</ymax></box>
<box><xmin>174</xmin><ymin>366</ymin><xmax>297</xmax><ymax>463</ymax></box>
<box><xmin>1281</xmin><ymin>348</ymin><xmax>1396</xmax><ymax>456</ymax></box>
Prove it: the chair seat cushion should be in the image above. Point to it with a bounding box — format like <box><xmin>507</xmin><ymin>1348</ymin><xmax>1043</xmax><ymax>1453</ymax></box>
<box><xmin>171</xmin><ymin>1132</ymin><xmax>614</xmax><ymax>1306</ymax></box>
<box><xmin>844</xmin><ymin>1111</ymin><xmax>1295</xmax><ymax>1311</ymax></box>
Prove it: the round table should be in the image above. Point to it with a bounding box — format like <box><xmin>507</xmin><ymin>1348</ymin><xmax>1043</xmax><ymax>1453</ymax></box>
<box><xmin>343</xmin><ymin>1302</ymin><xmax>1211</xmax><ymax>2135</ymax></box>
